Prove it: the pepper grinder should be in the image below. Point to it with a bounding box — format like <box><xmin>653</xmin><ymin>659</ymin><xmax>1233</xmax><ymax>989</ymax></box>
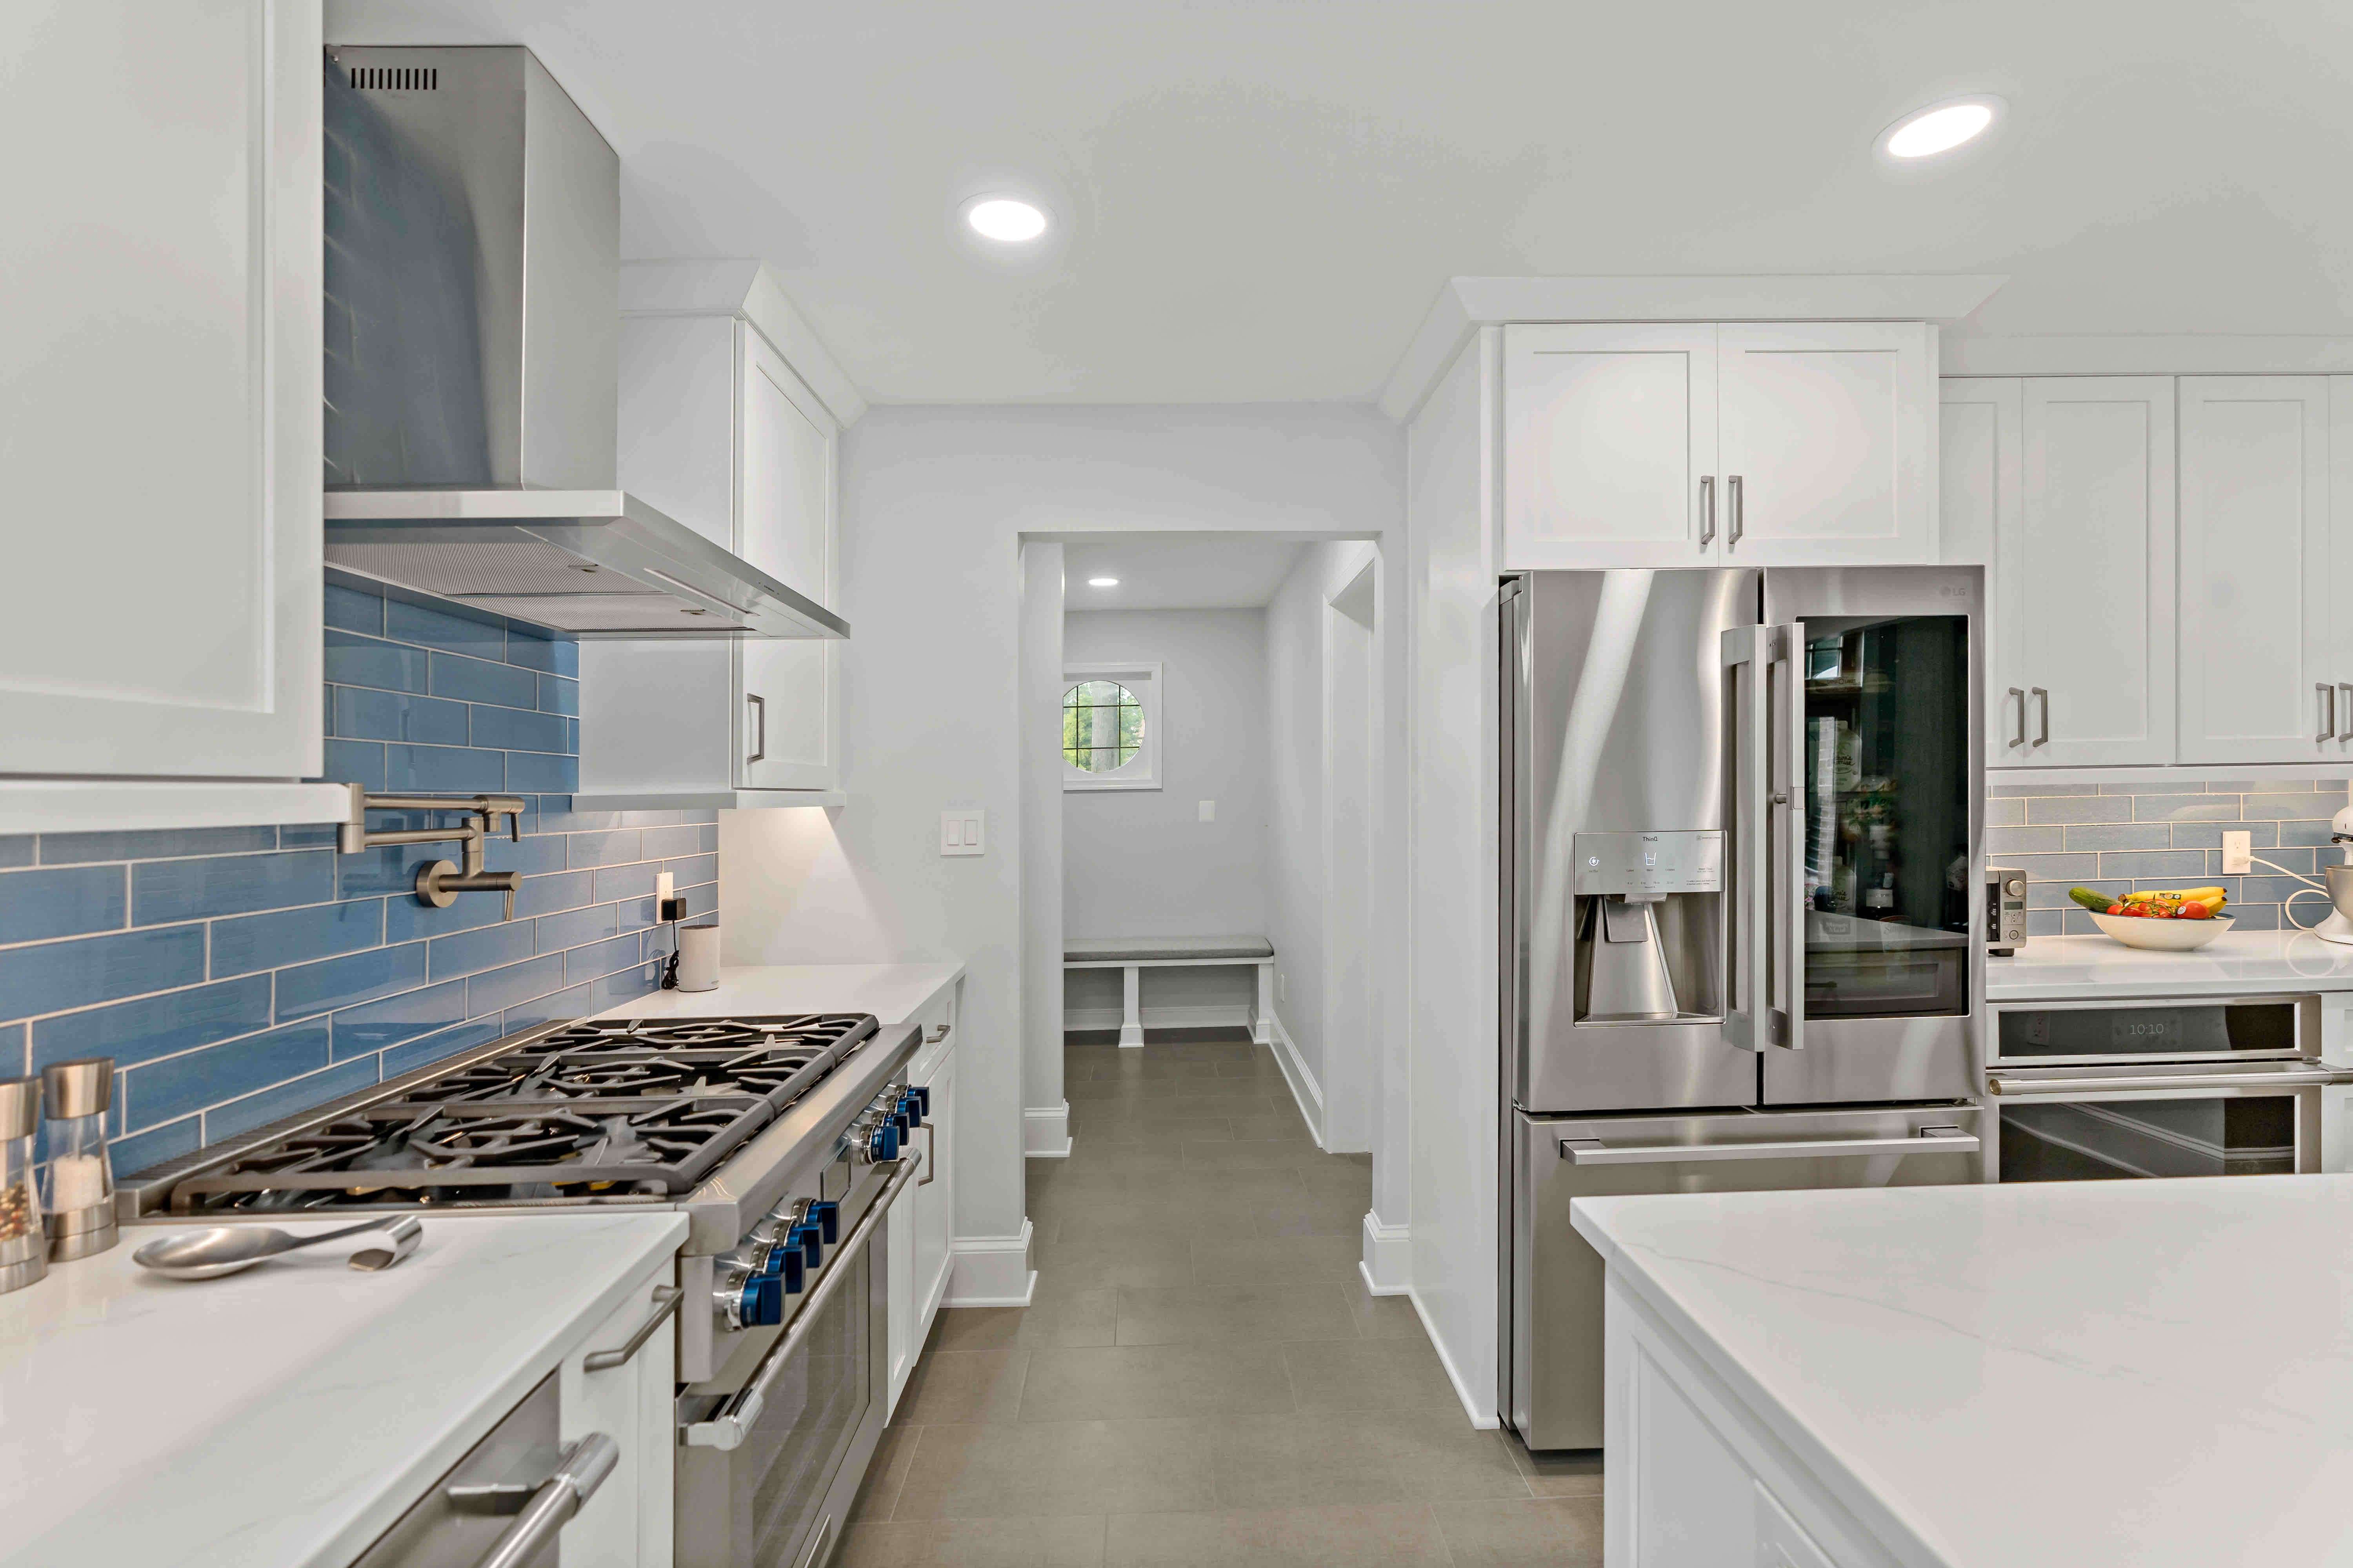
<box><xmin>40</xmin><ymin>1058</ymin><xmax>116</xmax><ymax>1262</ymax></box>
<box><xmin>0</xmin><ymin>1077</ymin><xmax>45</xmax><ymax>1294</ymax></box>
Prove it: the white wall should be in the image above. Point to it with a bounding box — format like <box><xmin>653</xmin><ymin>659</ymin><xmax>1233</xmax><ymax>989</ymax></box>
<box><xmin>1404</xmin><ymin>330</ymin><xmax>1502</xmax><ymax>1425</ymax></box>
<box><xmin>721</xmin><ymin>403</ymin><xmax>1404</xmax><ymax>1309</ymax></box>
<box><xmin>1063</xmin><ymin>609</ymin><xmax>1269</xmax><ymax>939</ymax></box>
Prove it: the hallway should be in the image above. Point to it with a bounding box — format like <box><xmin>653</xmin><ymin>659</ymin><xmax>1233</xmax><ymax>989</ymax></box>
<box><xmin>842</xmin><ymin>1027</ymin><xmax>1600</xmax><ymax>1566</ymax></box>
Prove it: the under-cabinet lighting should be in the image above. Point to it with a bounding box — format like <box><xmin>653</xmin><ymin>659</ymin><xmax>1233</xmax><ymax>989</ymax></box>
<box><xmin>1088</xmin><ymin>577</ymin><xmax>1119</xmax><ymax>587</ymax></box>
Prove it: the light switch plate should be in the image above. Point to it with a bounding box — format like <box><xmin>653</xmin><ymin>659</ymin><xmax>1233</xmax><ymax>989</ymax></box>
<box><xmin>1198</xmin><ymin>800</ymin><xmax>1215</xmax><ymax>822</ymax></box>
<box><xmin>942</xmin><ymin>809</ymin><xmax>986</xmax><ymax>857</ymax></box>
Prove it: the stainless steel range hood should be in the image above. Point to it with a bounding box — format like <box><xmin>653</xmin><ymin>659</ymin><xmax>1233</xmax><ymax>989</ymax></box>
<box><xmin>320</xmin><ymin>45</ymin><xmax>846</xmax><ymax>641</ymax></box>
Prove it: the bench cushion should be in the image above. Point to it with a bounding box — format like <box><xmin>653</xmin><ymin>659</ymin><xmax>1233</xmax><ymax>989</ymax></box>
<box><xmin>1064</xmin><ymin>935</ymin><xmax>1275</xmax><ymax>963</ymax></box>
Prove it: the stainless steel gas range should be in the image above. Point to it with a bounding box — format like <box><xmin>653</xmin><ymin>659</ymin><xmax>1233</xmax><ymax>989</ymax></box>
<box><xmin>120</xmin><ymin>1011</ymin><xmax>929</xmax><ymax>1568</ymax></box>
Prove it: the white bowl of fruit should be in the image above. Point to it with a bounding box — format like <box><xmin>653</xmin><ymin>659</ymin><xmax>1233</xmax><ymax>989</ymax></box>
<box><xmin>2071</xmin><ymin>886</ymin><xmax>2233</xmax><ymax>950</ymax></box>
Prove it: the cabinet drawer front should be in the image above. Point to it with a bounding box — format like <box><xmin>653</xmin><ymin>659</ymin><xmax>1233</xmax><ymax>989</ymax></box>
<box><xmin>1503</xmin><ymin>323</ymin><xmax>1718</xmax><ymax>566</ymax></box>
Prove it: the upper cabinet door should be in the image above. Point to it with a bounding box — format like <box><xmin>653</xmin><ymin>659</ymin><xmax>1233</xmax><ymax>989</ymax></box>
<box><xmin>1717</xmin><ymin>323</ymin><xmax>1935</xmax><ymax>565</ymax></box>
<box><xmin>1940</xmin><ymin>379</ymin><xmax>2023</xmax><ymax>757</ymax></box>
<box><xmin>1502</xmin><ymin>324</ymin><xmax>1719</xmax><ymax>567</ymax></box>
<box><xmin>736</xmin><ymin>328</ymin><xmax>839</xmax><ymax>791</ymax></box>
<box><xmin>0</xmin><ymin>0</ymin><xmax>322</xmax><ymax>779</ymax></box>
<box><xmin>2009</xmin><ymin>378</ymin><xmax>2178</xmax><ymax>767</ymax></box>
<box><xmin>2177</xmin><ymin>378</ymin><xmax>2331</xmax><ymax>765</ymax></box>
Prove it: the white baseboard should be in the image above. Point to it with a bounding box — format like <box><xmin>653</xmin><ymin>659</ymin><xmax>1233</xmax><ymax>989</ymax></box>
<box><xmin>1266</xmin><ymin>1011</ymin><xmax>1325</xmax><ymax>1149</ymax></box>
<box><xmin>1024</xmin><ymin>1101</ymin><xmax>1072</xmax><ymax>1158</ymax></box>
<box><xmin>1409</xmin><ymin>1285</ymin><xmax>1500</xmax><ymax>1430</ymax></box>
<box><xmin>1065</xmin><ymin>1003</ymin><xmax>1251</xmax><ymax>1032</ymax></box>
<box><xmin>943</xmin><ymin>1219</ymin><xmax>1036</xmax><ymax>1307</ymax></box>
<box><xmin>1360</xmin><ymin>1211</ymin><xmax>1411</xmax><ymax>1295</ymax></box>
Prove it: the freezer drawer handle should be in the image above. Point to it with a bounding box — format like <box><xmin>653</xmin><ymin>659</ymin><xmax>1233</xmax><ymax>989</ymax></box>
<box><xmin>452</xmin><ymin>1432</ymin><xmax>617</xmax><ymax>1568</ymax></box>
<box><xmin>1558</xmin><ymin>1126</ymin><xmax>1978</xmax><ymax>1165</ymax></box>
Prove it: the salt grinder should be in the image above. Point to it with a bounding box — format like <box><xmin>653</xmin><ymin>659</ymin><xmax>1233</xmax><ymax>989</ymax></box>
<box><xmin>0</xmin><ymin>1078</ymin><xmax>45</xmax><ymax>1293</ymax></box>
<box><xmin>41</xmin><ymin>1058</ymin><xmax>117</xmax><ymax>1262</ymax></box>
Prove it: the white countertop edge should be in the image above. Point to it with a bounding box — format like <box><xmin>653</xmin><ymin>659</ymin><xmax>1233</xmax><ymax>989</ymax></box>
<box><xmin>1572</xmin><ymin>1197</ymin><xmax>1954</xmax><ymax>1568</ymax></box>
<box><xmin>590</xmin><ymin>960</ymin><xmax>964</xmax><ymax>1030</ymax></box>
<box><xmin>1986</xmin><ymin>930</ymin><xmax>2353</xmax><ymax>1001</ymax></box>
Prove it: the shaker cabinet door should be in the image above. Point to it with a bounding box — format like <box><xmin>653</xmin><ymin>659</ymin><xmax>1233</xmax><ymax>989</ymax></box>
<box><xmin>0</xmin><ymin>0</ymin><xmax>322</xmax><ymax>780</ymax></box>
<box><xmin>736</xmin><ymin>329</ymin><xmax>840</xmax><ymax>792</ymax></box>
<box><xmin>1717</xmin><ymin>323</ymin><xmax>1935</xmax><ymax>565</ymax></box>
<box><xmin>2177</xmin><ymin>377</ymin><xmax>2332</xmax><ymax>765</ymax></box>
<box><xmin>2007</xmin><ymin>378</ymin><xmax>2177</xmax><ymax>767</ymax></box>
<box><xmin>1502</xmin><ymin>324</ymin><xmax>1720</xmax><ymax>567</ymax></box>
<box><xmin>1940</xmin><ymin>379</ymin><xmax>2024</xmax><ymax>758</ymax></box>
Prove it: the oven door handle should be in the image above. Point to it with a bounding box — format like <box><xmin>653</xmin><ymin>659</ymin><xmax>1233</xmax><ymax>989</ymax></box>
<box><xmin>1986</xmin><ymin>1067</ymin><xmax>2353</xmax><ymax>1096</ymax></box>
<box><xmin>681</xmin><ymin>1152</ymin><xmax>922</xmax><ymax>1452</ymax></box>
<box><xmin>1560</xmin><ymin>1126</ymin><xmax>1977</xmax><ymax>1165</ymax></box>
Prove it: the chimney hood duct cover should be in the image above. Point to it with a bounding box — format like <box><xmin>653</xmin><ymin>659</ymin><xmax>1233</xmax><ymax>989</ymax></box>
<box><xmin>320</xmin><ymin>45</ymin><xmax>844</xmax><ymax>642</ymax></box>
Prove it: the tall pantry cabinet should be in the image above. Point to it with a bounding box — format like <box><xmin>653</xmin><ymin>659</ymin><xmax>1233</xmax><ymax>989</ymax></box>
<box><xmin>578</xmin><ymin>263</ymin><xmax>859</xmax><ymax>805</ymax></box>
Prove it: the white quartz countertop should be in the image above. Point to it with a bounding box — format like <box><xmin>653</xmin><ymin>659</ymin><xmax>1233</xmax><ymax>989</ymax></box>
<box><xmin>1988</xmin><ymin>929</ymin><xmax>2353</xmax><ymax>999</ymax></box>
<box><xmin>0</xmin><ymin>1211</ymin><xmax>684</xmax><ymax>1568</ymax></box>
<box><xmin>1572</xmin><ymin>1176</ymin><xmax>2353</xmax><ymax>1568</ymax></box>
<box><xmin>593</xmin><ymin>961</ymin><xmax>963</xmax><ymax>1031</ymax></box>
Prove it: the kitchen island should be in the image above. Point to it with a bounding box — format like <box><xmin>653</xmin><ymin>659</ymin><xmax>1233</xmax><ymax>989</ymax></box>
<box><xmin>1572</xmin><ymin>1176</ymin><xmax>2353</xmax><ymax>1567</ymax></box>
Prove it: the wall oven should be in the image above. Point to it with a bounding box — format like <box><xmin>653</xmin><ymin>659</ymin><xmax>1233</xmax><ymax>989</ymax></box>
<box><xmin>1987</xmin><ymin>996</ymin><xmax>2353</xmax><ymax>1181</ymax></box>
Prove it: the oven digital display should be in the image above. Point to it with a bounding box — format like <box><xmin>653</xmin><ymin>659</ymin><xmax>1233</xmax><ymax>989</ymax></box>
<box><xmin>1998</xmin><ymin>1003</ymin><xmax>2297</xmax><ymax>1060</ymax></box>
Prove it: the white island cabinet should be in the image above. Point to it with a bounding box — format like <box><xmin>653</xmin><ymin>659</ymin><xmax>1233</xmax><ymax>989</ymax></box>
<box><xmin>0</xmin><ymin>0</ymin><xmax>344</xmax><ymax>834</ymax></box>
<box><xmin>1575</xmin><ymin>1177</ymin><xmax>2353</xmax><ymax>1568</ymax></box>
<box><xmin>578</xmin><ymin>260</ymin><xmax>864</xmax><ymax>809</ymax></box>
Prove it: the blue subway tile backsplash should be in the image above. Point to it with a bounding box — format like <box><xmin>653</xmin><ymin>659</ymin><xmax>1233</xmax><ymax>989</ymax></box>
<box><xmin>1992</xmin><ymin>776</ymin><xmax>2351</xmax><ymax>934</ymax></box>
<box><xmin>0</xmin><ymin>584</ymin><xmax>718</xmax><ymax>1177</ymax></box>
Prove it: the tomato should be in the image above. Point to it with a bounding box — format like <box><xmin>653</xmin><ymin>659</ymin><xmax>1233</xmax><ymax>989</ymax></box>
<box><xmin>2107</xmin><ymin>903</ymin><xmax>2126</xmax><ymax>915</ymax></box>
<box><xmin>2180</xmin><ymin>902</ymin><xmax>2213</xmax><ymax>919</ymax></box>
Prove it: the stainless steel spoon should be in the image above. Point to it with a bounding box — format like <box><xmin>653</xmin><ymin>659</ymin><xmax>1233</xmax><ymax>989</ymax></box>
<box><xmin>133</xmin><ymin>1215</ymin><xmax>424</xmax><ymax>1280</ymax></box>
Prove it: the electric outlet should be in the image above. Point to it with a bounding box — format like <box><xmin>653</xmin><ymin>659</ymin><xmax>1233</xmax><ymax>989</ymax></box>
<box><xmin>2222</xmin><ymin>830</ymin><xmax>2253</xmax><ymax>876</ymax></box>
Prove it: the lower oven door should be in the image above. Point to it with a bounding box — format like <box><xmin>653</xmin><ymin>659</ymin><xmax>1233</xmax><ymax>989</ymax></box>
<box><xmin>676</xmin><ymin>1156</ymin><xmax>923</xmax><ymax>1568</ymax></box>
<box><xmin>1988</xmin><ymin>1064</ymin><xmax>2347</xmax><ymax>1181</ymax></box>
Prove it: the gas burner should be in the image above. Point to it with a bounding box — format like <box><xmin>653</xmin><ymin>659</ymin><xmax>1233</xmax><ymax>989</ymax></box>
<box><xmin>162</xmin><ymin>1011</ymin><xmax>882</xmax><ymax>1214</ymax></box>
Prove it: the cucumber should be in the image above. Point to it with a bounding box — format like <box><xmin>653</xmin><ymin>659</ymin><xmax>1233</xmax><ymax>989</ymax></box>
<box><xmin>2068</xmin><ymin>887</ymin><xmax>2117</xmax><ymax>912</ymax></box>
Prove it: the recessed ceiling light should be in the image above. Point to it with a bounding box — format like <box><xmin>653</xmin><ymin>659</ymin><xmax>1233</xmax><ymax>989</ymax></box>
<box><xmin>1088</xmin><ymin>576</ymin><xmax>1119</xmax><ymax>587</ymax></box>
<box><xmin>966</xmin><ymin>197</ymin><xmax>1049</xmax><ymax>243</ymax></box>
<box><xmin>1880</xmin><ymin>97</ymin><xmax>2003</xmax><ymax>160</ymax></box>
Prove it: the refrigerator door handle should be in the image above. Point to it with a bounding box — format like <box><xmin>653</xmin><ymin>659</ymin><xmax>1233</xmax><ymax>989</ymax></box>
<box><xmin>1720</xmin><ymin>625</ymin><xmax>1771</xmax><ymax>1052</ymax></box>
<box><xmin>1559</xmin><ymin>1126</ymin><xmax>1978</xmax><ymax>1165</ymax></box>
<box><xmin>1773</xmin><ymin>620</ymin><xmax>1806</xmax><ymax>1052</ymax></box>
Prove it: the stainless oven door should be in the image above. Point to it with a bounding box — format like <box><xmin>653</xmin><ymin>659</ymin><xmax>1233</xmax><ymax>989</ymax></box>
<box><xmin>1988</xmin><ymin>1063</ymin><xmax>2348</xmax><ymax>1180</ymax></box>
<box><xmin>676</xmin><ymin>1156</ymin><xmax>922</xmax><ymax>1568</ymax></box>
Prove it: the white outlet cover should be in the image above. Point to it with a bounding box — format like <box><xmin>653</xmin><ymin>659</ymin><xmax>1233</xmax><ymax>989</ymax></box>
<box><xmin>1198</xmin><ymin>800</ymin><xmax>1215</xmax><ymax>822</ymax></box>
<box><xmin>2221</xmin><ymin>830</ymin><xmax>2253</xmax><ymax>876</ymax></box>
<box><xmin>941</xmin><ymin>810</ymin><xmax>986</xmax><ymax>856</ymax></box>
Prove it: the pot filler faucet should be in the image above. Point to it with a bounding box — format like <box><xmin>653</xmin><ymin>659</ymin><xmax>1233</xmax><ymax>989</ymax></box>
<box><xmin>336</xmin><ymin>783</ymin><xmax>526</xmax><ymax>919</ymax></box>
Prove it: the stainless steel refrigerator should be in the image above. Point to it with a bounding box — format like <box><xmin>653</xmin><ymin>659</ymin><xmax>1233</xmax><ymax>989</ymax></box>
<box><xmin>1501</xmin><ymin>567</ymin><xmax>1987</xmax><ymax>1450</ymax></box>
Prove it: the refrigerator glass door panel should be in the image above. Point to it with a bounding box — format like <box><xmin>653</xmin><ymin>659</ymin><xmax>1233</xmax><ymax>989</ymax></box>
<box><xmin>1509</xmin><ymin>1105</ymin><xmax>1982</xmax><ymax>1450</ymax></box>
<box><xmin>1511</xmin><ymin>571</ymin><xmax>1759</xmax><ymax>1114</ymax></box>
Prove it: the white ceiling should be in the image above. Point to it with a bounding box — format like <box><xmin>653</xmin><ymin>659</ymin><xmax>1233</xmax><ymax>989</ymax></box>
<box><xmin>1062</xmin><ymin>536</ymin><xmax>1307</xmax><ymax>611</ymax></box>
<box><xmin>326</xmin><ymin>1</ymin><xmax>2353</xmax><ymax>404</ymax></box>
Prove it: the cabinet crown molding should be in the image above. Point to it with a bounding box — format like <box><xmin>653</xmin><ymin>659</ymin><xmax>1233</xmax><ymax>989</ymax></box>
<box><xmin>1380</xmin><ymin>273</ymin><xmax>2008</xmax><ymax>423</ymax></box>
<box><xmin>619</xmin><ymin>258</ymin><xmax>867</xmax><ymax>427</ymax></box>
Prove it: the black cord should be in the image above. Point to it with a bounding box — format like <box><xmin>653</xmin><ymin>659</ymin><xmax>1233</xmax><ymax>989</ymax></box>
<box><xmin>661</xmin><ymin>919</ymin><xmax>681</xmax><ymax>989</ymax></box>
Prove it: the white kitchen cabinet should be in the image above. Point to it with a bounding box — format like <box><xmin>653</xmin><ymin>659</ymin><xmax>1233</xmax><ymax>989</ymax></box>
<box><xmin>1503</xmin><ymin>322</ymin><xmax>1936</xmax><ymax>570</ymax></box>
<box><xmin>887</xmin><ymin>988</ymin><xmax>959</xmax><ymax>1413</ymax></box>
<box><xmin>2328</xmin><ymin>379</ymin><xmax>2353</xmax><ymax>757</ymax></box>
<box><xmin>1716</xmin><ymin>322</ymin><xmax>1936</xmax><ymax>565</ymax></box>
<box><xmin>578</xmin><ymin>262</ymin><xmax>853</xmax><ymax>809</ymax></box>
<box><xmin>1504</xmin><ymin>324</ymin><xmax>1719</xmax><ymax>567</ymax></box>
<box><xmin>559</xmin><ymin>1265</ymin><xmax>678</xmax><ymax>1568</ymax></box>
<box><xmin>1999</xmin><ymin>378</ymin><xmax>2178</xmax><ymax>767</ymax></box>
<box><xmin>2177</xmin><ymin>377</ymin><xmax>2333</xmax><ymax>765</ymax></box>
<box><xmin>0</xmin><ymin>0</ymin><xmax>339</xmax><ymax>827</ymax></box>
<box><xmin>1940</xmin><ymin>378</ymin><xmax>2021</xmax><ymax>758</ymax></box>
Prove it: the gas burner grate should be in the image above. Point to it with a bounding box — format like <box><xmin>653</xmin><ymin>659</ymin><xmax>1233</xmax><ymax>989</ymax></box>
<box><xmin>165</xmin><ymin>1012</ymin><xmax>880</xmax><ymax>1214</ymax></box>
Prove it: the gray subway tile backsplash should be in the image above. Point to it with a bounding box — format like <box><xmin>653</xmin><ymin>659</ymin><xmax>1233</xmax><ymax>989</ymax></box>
<box><xmin>1993</xmin><ymin>774</ymin><xmax>2349</xmax><ymax>937</ymax></box>
<box><xmin>0</xmin><ymin>583</ymin><xmax>718</xmax><ymax>1176</ymax></box>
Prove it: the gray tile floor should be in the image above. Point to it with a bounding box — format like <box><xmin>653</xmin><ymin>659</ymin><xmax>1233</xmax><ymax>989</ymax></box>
<box><xmin>842</xmin><ymin>1028</ymin><xmax>1601</xmax><ymax>1566</ymax></box>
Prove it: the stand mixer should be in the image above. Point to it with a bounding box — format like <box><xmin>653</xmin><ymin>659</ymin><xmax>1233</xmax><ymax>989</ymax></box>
<box><xmin>2262</xmin><ymin>800</ymin><xmax>2353</xmax><ymax>944</ymax></box>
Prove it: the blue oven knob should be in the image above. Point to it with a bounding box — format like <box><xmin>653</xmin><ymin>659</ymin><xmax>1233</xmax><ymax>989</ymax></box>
<box><xmin>896</xmin><ymin>1093</ymin><xmax>923</xmax><ymax>1129</ymax></box>
<box><xmin>867</xmin><ymin>1122</ymin><xmax>900</xmax><ymax>1163</ymax></box>
<box><xmin>910</xmin><ymin>1085</ymin><xmax>931</xmax><ymax>1117</ymax></box>
<box><xmin>808</xmin><ymin>1200</ymin><xmax>839</xmax><ymax>1244</ymax></box>
<box><xmin>756</xmin><ymin>1247</ymin><xmax>804</xmax><ymax>1297</ymax></box>
<box><xmin>789</xmin><ymin>1222</ymin><xmax>823</xmax><ymax>1268</ymax></box>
